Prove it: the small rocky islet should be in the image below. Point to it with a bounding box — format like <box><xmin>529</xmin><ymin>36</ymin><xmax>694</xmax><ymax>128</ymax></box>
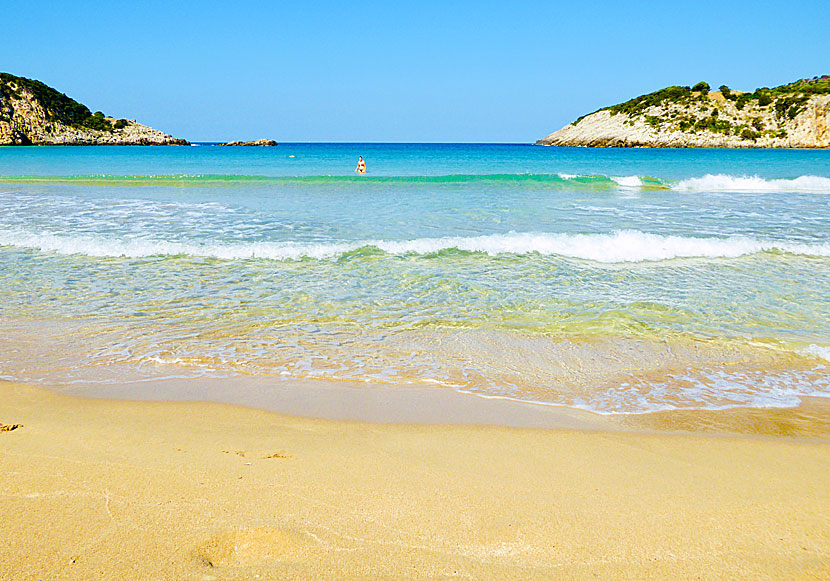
<box><xmin>217</xmin><ymin>139</ymin><xmax>278</xmax><ymax>146</ymax></box>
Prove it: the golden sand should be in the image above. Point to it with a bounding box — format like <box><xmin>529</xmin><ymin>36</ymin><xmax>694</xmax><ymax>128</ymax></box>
<box><xmin>1</xmin><ymin>381</ymin><xmax>829</xmax><ymax>579</ymax></box>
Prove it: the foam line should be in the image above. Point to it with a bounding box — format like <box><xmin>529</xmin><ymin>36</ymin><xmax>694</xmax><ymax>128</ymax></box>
<box><xmin>3</xmin><ymin>229</ymin><xmax>830</xmax><ymax>263</ymax></box>
<box><xmin>672</xmin><ymin>174</ymin><xmax>830</xmax><ymax>193</ymax></box>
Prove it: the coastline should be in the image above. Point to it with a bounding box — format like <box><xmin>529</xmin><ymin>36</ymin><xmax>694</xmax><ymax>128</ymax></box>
<box><xmin>49</xmin><ymin>375</ymin><xmax>830</xmax><ymax>436</ymax></box>
<box><xmin>2</xmin><ymin>380</ymin><xmax>829</xmax><ymax>578</ymax></box>
<box><xmin>52</xmin><ymin>376</ymin><xmax>618</xmax><ymax>431</ymax></box>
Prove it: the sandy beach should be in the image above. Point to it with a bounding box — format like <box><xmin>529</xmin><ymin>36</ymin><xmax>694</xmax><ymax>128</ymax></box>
<box><xmin>2</xmin><ymin>380</ymin><xmax>829</xmax><ymax>579</ymax></box>
<box><xmin>4</xmin><ymin>3</ymin><xmax>830</xmax><ymax>577</ymax></box>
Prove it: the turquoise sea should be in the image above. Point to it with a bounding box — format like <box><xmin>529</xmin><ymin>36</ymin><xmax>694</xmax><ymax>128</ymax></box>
<box><xmin>2</xmin><ymin>143</ymin><xmax>830</xmax><ymax>413</ymax></box>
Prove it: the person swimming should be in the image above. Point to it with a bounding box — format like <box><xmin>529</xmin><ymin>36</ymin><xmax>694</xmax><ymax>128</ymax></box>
<box><xmin>355</xmin><ymin>156</ymin><xmax>366</xmax><ymax>174</ymax></box>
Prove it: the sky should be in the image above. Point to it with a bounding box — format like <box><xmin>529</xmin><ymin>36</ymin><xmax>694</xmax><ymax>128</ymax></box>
<box><xmin>3</xmin><ymin>0</ymin><xmax>829</xmax><ymax>142</ymax></box>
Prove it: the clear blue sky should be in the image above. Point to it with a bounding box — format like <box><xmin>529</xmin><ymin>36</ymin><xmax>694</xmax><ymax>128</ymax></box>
<box><xmin>3</xmin><ymin>0</ymin><xmax>828</xmax><ymax>142</ymax></box>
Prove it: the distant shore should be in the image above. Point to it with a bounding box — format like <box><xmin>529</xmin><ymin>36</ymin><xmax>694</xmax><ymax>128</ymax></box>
<box><xmin>2</xmin><ymin>380</ymin><xmax>829</xmax><ymax>578</ymax></box>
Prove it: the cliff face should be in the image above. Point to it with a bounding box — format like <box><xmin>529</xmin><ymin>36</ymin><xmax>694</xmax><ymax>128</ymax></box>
<box><xmin>0</xmin><ymin>73</ymin><xmax>188</xmax><ymax>146</ymax></box>
<box><xmin>537</xmin><ymin>77</ymin><xmax>830</xmax><ymax>148</ymax></box>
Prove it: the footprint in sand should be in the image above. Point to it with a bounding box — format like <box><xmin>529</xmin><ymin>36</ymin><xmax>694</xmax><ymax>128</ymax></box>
<box><xmin>195</xmin><ymin>526</ymin><xmax>306</xmax><ymax>568</ymax></box>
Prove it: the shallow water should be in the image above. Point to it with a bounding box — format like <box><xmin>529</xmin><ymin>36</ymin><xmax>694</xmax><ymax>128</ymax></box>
<box><xmin>2</xmin><ymin>144</ymin><xmax>830</xmax><ymax>413</ymax></box>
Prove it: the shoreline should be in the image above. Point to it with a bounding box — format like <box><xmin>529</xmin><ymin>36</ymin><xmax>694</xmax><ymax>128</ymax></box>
<box><xmin>45</xmin><ymin>376</ymin><xmax>830</xmax><ymax>438</ymax></box>
<box><xmin>50</xmin><ymin>377</ymin><xmax>617</xmax><ymax>431</ymax></box>
<box><xmin>2</xmin><ymin>380</ymin><xmax>829</xmax><ymax>578</ymax></box>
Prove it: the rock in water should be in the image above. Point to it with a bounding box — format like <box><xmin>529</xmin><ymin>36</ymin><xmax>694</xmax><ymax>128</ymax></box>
<box><xmin>0</xmin><ymin>72</ymin><xmax>188</xmax><ymax>145</ymax></box>
<box><xmin>218</xmin><ymin>139</ymin><xmax>278</xmax><ymax>146</ymax></box>
<box><xmin>537</xmin><ymin>76</ymin><xmax>830</xmax><ymax>148</ymax></box>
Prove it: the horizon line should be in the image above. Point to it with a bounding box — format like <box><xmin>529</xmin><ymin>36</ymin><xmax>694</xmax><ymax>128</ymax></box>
<box><xmin>190</xmin><ymin>141</ymin><xmax>537</xmax><ymax>145</ymax></box>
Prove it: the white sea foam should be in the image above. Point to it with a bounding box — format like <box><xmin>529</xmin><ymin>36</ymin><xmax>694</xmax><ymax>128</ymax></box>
<box><xmin>611</xmin><ymin>175</ymin><xmax>644</xmax><ymax>188</ymax></box>
<box><xmin>672</xmin><ymin>174</ymin><xmax>830</xmax><ymax>193</ymax></box>
<box><xmin>461</xmin><ymin>366</ymin><xmax>830</xmax><ymax>414</ymax></box>
<box><xmin>0</xmin><ymin>230</ymin><xmax>357</xmax><ymax>260</ymax></box>
<box><xmin>804</xmin><ymin>344</ymin><xmax>830</xmax><ymax>362</ymax></box>
<box><xmin>144</xmin><ymin>355</ymin><xmax>188</xmax><ymax>365</ymax></box>
<box><xmin>3</xmin><ymin>229</ymin><xmax>830</xmax><ymax>263</ymax></box>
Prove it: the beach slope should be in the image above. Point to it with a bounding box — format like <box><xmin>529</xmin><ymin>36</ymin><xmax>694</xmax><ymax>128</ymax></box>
<box><xmin>2</xmin><ymin>381</ymin><xmax>829</xmax><ymax>579</ymax></box>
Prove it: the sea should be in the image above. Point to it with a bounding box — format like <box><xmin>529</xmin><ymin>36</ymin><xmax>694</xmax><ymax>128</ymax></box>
<box><xmin>1</xmin><ymin>143</ymin><xmax>830</xmax><ymax>414</ymax></box>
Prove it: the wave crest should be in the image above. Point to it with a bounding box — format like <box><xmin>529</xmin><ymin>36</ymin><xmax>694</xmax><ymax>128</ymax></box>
<box><xmin>3</xmin><ymin>172</ymin><xmax>830</xmax><ymax>192</ymax></box>
<box><xmin>672</xmin><ymin>174</ymin><xmax>830</xmax><ymax>193</ymax></box>
<box><xmin>3</xmin><ymin>229</ymin><xmax>830</xmax><ymax>263</ymax></box>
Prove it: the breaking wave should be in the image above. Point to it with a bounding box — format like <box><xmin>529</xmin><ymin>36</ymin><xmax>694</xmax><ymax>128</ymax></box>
<box><xmin>2</xmin><ymin>229</ymin><xmax>829</xmax><ymax>263</ymax></box>
<box><xmin>672</xmin><ymin>174</ymin><xmax>830</xmax><ymax>193</ymax></box>
<box><xmin>2</xmin><ymin>172</ymin><xmax>830</xmax><ymax>192</ymax></box>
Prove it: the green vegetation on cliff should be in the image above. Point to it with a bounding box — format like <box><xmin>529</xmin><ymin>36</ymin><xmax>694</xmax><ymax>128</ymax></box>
<box><xmin>606</xmin><ymin>85</ymin><xmax>695</xmax><ymax>117</ymax></box>
<box><xmin>774</xmin><ymin>76</ymin><xmax>830</xmax><ymax>95</ymax></box>
<box><xmin>585</xmin><ymin>75</ymin><xmax>829</xmax><ymax>139</ymax></box>
<box><xmin>0</xmin><ymin>73</ymin><xmax>129</xmax><ymax>132</ymax></box>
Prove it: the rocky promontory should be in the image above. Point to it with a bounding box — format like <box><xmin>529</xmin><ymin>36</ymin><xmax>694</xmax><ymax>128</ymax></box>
<box><xmin>0</xmin><ymin>73</ymin><xmax>188</xmax><ymax>145</ymax></box>
<box><xmin>218</xmin><ymin>139</ymin><xmax>278</xmax><ymax>146</ymax></box>
<box><xmin>537</xmin><ymin>76</ymin><xmax>830</xmax><ymax>148</ymax></box>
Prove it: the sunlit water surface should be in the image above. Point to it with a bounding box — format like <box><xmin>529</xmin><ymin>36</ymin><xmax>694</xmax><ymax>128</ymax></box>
<box><xmin>1</xmin><ymin>144</ymin><xmax>830</xmax><ymax>413</ymax></box>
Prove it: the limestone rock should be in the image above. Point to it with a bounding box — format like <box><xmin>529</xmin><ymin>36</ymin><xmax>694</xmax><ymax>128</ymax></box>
<box><xmin>0</xmin><ymin>72</ymin><xmax>188</xmax><ymax>146</ymax></box>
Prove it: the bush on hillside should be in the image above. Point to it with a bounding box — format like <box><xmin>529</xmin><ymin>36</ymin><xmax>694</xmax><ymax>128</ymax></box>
<box><xmin>774</xmin><ymin>95</ymin><xmax>809</xmax><ymax>120</ymax></box>
<box><xmin>735</xmin><ymin>94</ymin><xmax>749</xmax><ymax>109</ymax></box>
<box><xmin>84</xmin><ymin>111</ymin><xmax>112</xmax><ymax>132</ymax></box>
<box><xmin>694</xmin><ymin>116</ymin><xmax>733</xmax><ymax>134</ymax></box>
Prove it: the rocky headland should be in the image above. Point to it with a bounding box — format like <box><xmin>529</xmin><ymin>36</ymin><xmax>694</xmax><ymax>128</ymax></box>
<box><xmin>0</xmin><ymin>73</ymin><xmax>188</xmax><ymax>145</ymax></box>
<box><xmin>537</xmin><ymin>76</ymin><xmax>830</xmax><ymax>148</ymax></box>
<box><xmin>218</xmin><ymin>139</ymin><xmax>278</xmax><ymax>146</ymax></box>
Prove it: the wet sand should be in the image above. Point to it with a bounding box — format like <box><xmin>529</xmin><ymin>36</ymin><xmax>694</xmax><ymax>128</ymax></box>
<box><xmin>2</xmin><ymin>380</ymin><xmax>829</xmax><ymax>579</ymax></box>
<box><xmin>55</xmin><ymin>376</ymin><xmax>618</xmax><ymax>431</ymax></box>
